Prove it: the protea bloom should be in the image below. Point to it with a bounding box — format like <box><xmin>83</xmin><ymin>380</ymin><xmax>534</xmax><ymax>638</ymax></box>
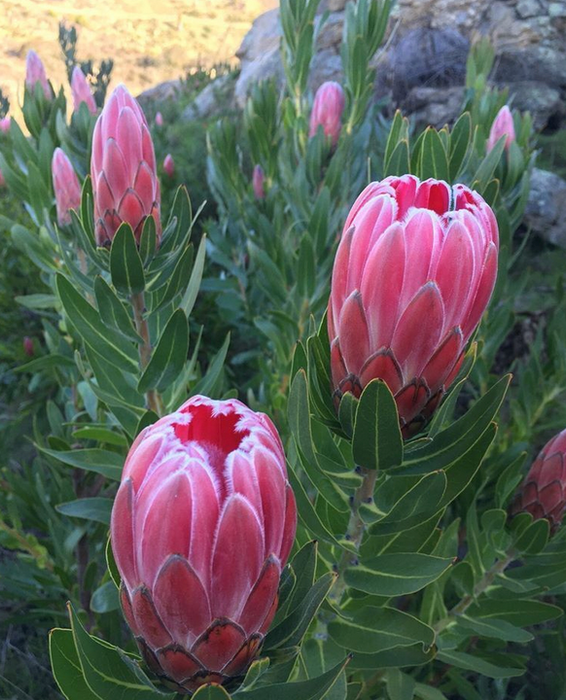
<box><xmin>71</xmin><ymin>66</ymin><xmax>97</xmax><ymax>114</ymax></box>
<box><xmin>252</xmin><ymin>164</ymin><xmax>265</xmax><ymax>200</ymax></box>
<box><xmin>25</xmin><ymin>50</ymin><xmax>52</xmax><ymax>100</ymax></box>
<box><xmin>52</xmin><ymin>148</ymin><xmax>82</xmax><ymax>226</ymax></box>
<box><xmin>111</xmin><ymin>396</ymin><xmax>297</xmax><ymax>692</ymax></box>
<box><xmin>0</xmin><ymin>116</ymin><xmax>10</xmax><ymax>134</ymax></box>
<box><xmin>309</xmin><ymin>81</ymin><xmax>345</xmax><ymax>147</ymax></box>
<box><xmin>23</xmin><ymin>336</ymin><xmax>34</xmax><ymax>357</ymax></box>
<box><xmin>163</xmin><ymin>153</ymin><xmax>175</xmax><ymax>178</ymax></box>
<box><xmin>91</xmin><ymin>84</ymin><xmax>161</xmax><ymax>246</ymax></box>
<box><xmin>328</xmin><ymin>175</ymin><xmax>499</xmax><ymax>438</ymax></box>
<box><xmin>487</xmin><ymin>105</ymin><xmax>516</xmax><ymax>153</ymax></box>
<box><xmin>512</xmin><ymin>430</ymin><xmax>566</xmax><ymax>533</ymax></box>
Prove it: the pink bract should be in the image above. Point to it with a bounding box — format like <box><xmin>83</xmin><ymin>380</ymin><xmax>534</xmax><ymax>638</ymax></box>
<box><xmin>309</xmin><ymin>81</ymin><xmax>345</xmax><ymax>147</ymax></box>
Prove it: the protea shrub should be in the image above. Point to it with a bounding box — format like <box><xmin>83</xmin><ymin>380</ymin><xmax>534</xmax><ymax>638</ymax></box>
<box><xmin>91</xmin><ymin>84</ymin><xmax>161</xmax><ymax>246</ymax></box>
<box><xmin>111</xmin><ymin>396</ymin><xmax>297</xmax><ymax>691</ymax></box>
<box><xmin>328</xmin><ymin>174</ymin><xmax>499</xmax><ymax>437</ymax></box>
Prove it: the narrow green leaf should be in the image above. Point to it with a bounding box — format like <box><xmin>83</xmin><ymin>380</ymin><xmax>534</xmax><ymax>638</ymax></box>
<box><xmin>49</xmin><ymin>629</ymin><xmax>100</xmax><ymax>700</ymax></box>
<box><xmin>56</xmin><ymin>498</ymin><xmax>113</xmax><ymax>525</ymax></box>
<box><xmin>110</xmin><ymin>223</ymin><xmax>145</xmax><ymax>295</ymax></box>
<box><xmin>94</xmin><ymin>276</ymin><xmax>141</xmax><ymax>343</ymax></box>
<box><xmin>138</xmin><ymin>309</ymin><xmax>189</xmax><ymax>394</ymax></box>
<box><xmin>37</xmin><ymin>446</ymin><xmax>122</xmax><ymax>480</ymax></box>
<box><xmin>436</xmin><ymin>649</ymin><xmax>525</xmax><ymax>679</ymax></box>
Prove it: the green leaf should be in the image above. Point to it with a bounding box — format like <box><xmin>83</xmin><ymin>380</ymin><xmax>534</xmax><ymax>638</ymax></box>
<box><xmin>49</xmin><ymin>629</ymin><xmax>100</xmax><ymax>700</ymax></box>
<box><xmin>94</xmin><ymin>276</ymin><xmax>142</xmax><ymax>343</ymax></box>
<box><xmin>386</xmin><ymin>669</ymin><xmax>416</xmax><ymax>700</ymax></box>
<box><xmin>349</xmin><ymin>643</ymin><xmax>435</xmax><ymax>670</ymax></box>
<box><xmin>329</xmin><ymin>607</ymin><xmax>434</xmax><ymax>654</ymax></box>
<box><xmin>106</xmin><ymin>536</ymin><xmax>121</xmax><ymax>589</ymax></box>
<box><xmin>72</xmin><ymin>427</ymin><xmax>128</xmax><ymax>447</ymax></box>
<box><xmin>514</xmin><ymin>517</ymin><xmax>549</xmax><ymax>555</ymax></box>
<box><xmin>419</xmin><ymin>128</ymin><xmax>449</xmax><ymax>181</ymax></box>
<box><xmin>449</xmin><ymin>112</ymin><xmax>472</xmax><ymax>180</ymax></box>
<box><xmin>110</xmin><ymin>223</ymin><xmax>145</xmax><ymax>295</ymax></box>
<box><xmin>468</xmin><ymin>598</ymin><xmax>562</xmax><ymax>626</ymax></box>
<box><xmin>91</xmin><ymin>581</ymin><xmax>120</xmax><ymax>613</ymax></box>
<box><xmin>16</xmin><ymin>354</ymin><xmax>76</xmax><ymax>373</ymax></box>
<box><xmin>353</xmin><ymin>380</ymin><xmax>403</xmax><ymax>471</ymax></box>
<box><xmin>345</xmin><ymin>553</ymin><xmax>453</xmax><ymax>596</ymax></box>
<box><xmin>56</xmin><ymin>498</ymin><xmax>113</xmax><ymax>525</ymax></box>
<box><xmin>56</xmin><ymin>274</ymin><xmax>139</xmax><ymax>373</ymax></box>
<box><xmin>193</xmin><ymin>686</ymin><xmax>232</xmax><ymax>700</ymax></box>
<box><xmin>68</xmin><ymin>602</ymin><xmax>176</xmax><ymax>698</ymax></box>
<box><xmin>456</xmin><ymin>615</ymin><xmax>533</xmax><ymax>643</ymax></box>
<box><xmin>436</xmin><ymin>649</ymin><xmax>525</xmax><ymax>679</ymax></box>
<box><xmin>138</xmin><ymin>309</ymin><xmax>189</xmax><ymax>393</ymax></box>
<box><xmin>190</xmin><ymin>332</ymin><xmax>229</xmax><ymax>398</ymax></box>
<box><xmin>37</xmin><ymin>446</ymin><xmax>122</xmax><ymax>480</ymax></box>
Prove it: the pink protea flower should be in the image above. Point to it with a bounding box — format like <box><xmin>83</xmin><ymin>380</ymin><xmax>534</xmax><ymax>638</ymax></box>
<box><xmin>486</xmin><ymin>105</ymin><xmax>516</xmax><ymax>153</ymax></box>
<box><xmin>111</xmin><ymin>396</ymin><xmax>297</xmax><ymax>691</ymax></box>
<box><xmin>71</xmin><ymin>66</ymin><xmax>97</xmax><ymax>115</ymax></box>
<box><xmin>0</xmin><ymin>116</ymin><xmax>10</xmax><ymax>134</ymax></box>
<box><xmin>23</xmin><ymin>336</ymin><xmax>34</xmax><ymax>357</ymax></box>
<box><xmin>309</xmin><ymin>81</ymin><xmax>345</xmax><ymax>147</ymax></box>
<box><xmin>155</xmin><ymin>111</ymin><xmax>164</xmax><ymax>127</ymax></box>
<box><xmin>252</xmin><ymin>164</ymin><xmax>265</xmax><ymax>200</ymax></box>
<box><xmin>52</xmin><ymin>148</ymin><xmax>82</xmax><ymax>226</ymax></box>
<box><xmin>328</xmin><ymin>175</ymin><xmax>499</xmax><ymax>438</ymax></box>
<box><xmin>25</xmin><ymin>50</ymin><xmax>52</xmax><ymax>100</ymax></box>
<box><xmin>163</xmin><ymin>153</ymin><xmax>175</xmax><ymax>178</ymax></box>
<box><xmin>91</xmin><ymin>84</ymin><xmax>161</xmax><ymax>246</ymax></box>
<box><xmin>512</xmin><ymin>430</ymin><xmax>566</xmax><ymax>533</ymax></box>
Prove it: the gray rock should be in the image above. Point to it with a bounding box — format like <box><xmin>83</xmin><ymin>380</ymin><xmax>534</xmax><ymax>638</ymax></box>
<box><xmin>403</xmin><ymin>86</ymin><xmax>466</xmax><ymax>128</ymax></box>
<box><xmin>549</xmin><ymin>2</ymin><xmax>566</xmax><ymax>17</ymax></box>
<box><xmin>516</xmin><ymin>0</ymin><xmax>543</xmax><ymax>19</ymax></box>
<box><xmin>182</xmin><ymin>74</ymin><xmax>236</xmax><ymax>121</ymax></box>
<box><xmin>525</xmin><ymin>168</ymin><xmax>566</xmax><ymax>248</ymax></box>
<box><xmin>507</xmin><ymin>81</ymin><xmax>564</xmax><ymax>131</ymax></box>
<box><xmin>137</xmin><ymin>79</ymin><xmax>181</xmax><ymax>109</ymax></box>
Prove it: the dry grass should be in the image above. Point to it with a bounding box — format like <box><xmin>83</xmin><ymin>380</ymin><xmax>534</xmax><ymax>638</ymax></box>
<box><xmin>0</xmin><ymin>0</ymin><xmax>277</xmax><ymax>108</ymax></box>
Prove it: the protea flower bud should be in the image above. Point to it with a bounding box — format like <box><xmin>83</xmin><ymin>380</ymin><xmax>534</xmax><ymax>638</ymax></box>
<box><xmin>71</xmin><ymin>66</ymin><xmax>97</xmax><ymax>114</ymax></box>
<box><xmin>309</xmin><ymin>81</ymin><xmax>345</xmax><ymax>147</ymax></box>
<box><xmin>486</xmin><ymin>106</ymin><xmax>516</xmax><ymax>153</ymax></box>
<box><xmin>25</xmin><ymin>50</ymin><xmax>52</xmax><ymax>100</ymax></box>
<box><xmin>0</xmin><ymin>116</ymin><xmax>10</xmax><ymax>134</ymax></box>
<box><xmin>23</xmin><ymin>336</ymin><xmax>34</xmax><ymax>357</ymax></box>
<box><xmin>91</xmin><ymin>84</ymin><xmax>161</xmax><ymax>246</ymax></box>
<box><xmin>155</xmin><ymin>111</ymin><xmax>164</xmax><ymax>127</ymax></box>
<box><xmin>0</xmin><ymin>169</ymin><xmax>5</xmax><ymax>188</ymax></box>
<box><xmin>328</xmin><ymin>175</ymin><xmax>499</xmax><ymax>437</ymax></box>
<box><xmin>163</xmin><ymin>153</ymin><xmax>175</xmax><ymax>178</ymax></box>
<box><xmin>512</xmin><ymin>430</ymin><xmax>566</xmax><ymax>533</ymax></box>
<box><xmin>51</xmin><ymin>148</ymin><xmax>82</xmax><ymax>226</ymax></box>
<box><xmin>252</xmin><ymin>164</ymin><xmax>265</xmax><ymax>200</ymax></box>
<box><xmin>111</xmin><ymin>396</ymin><xmax>297</xmax><ymax>691</ymax></box>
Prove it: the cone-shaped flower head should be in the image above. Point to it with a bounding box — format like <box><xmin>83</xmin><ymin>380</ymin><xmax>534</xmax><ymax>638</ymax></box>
<box><xmin>328</xmin><ymin>175</ymin><xmax>499</xmax><ymax>437</ymax></box>
<box><xmin>155</xmin><ymin>111</ymin><xmax>164</xmax><ymax>127</ymax></box>
<box><xmin>52</xmin><ymin>148</ymin><xmax>82</xmax><ymax>226</ymax></box>
<box><xmin>25</xmin><ymin>50</ymin><xmax>52</xmax><ymax>100</ymax></box>
<box><xmin>71</xmin><ymin>66</ymin><xmax>97</xmax><ymax>114</ymax></box>
<box><xmin>252</xmin><ymin>164</ymin><xmax>265</xmax><ymax>200</ymax></box>
<box><xmin>91</xmin><ymin>84</ymin><xmax>161</xmax><ymax>246</ymax></box>
<box><xmin>0</xmin><ymin>116</ymin><xmax>10</xmax><ymax>134</ymax></box>
<box><xmin>309</xmin><ymin>81</ymin><xmax>345</xmax><ymax>147</ymax></box>
<box><xmin>487</xmin><ymin>105</ymin><xmax>516</xmax><ymax>153</ymax></box>
<box><xmin>163</xmin><ymin>153</ymin><xmax>175</xmax><ymax>178</ymax></box>
<box><xmin>512</xmin><ymin>430</ymin><xmax>566</xmax><ymax>533</ymax></box>
<box><xmin>111</xmin><ymin>396</ymin><xmax>297</xmax><ymax>691</ymax></box>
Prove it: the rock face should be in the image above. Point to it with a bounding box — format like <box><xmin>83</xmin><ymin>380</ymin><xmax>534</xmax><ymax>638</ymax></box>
<box><xmin>230</xmin><ymin>0</ymin><xmax>566</xmax><ymax>132</ymax></box>
<box><xmin>525</xmin><ymin>168</ymin><xmax>566</xmax><ymax>248</ymax></box>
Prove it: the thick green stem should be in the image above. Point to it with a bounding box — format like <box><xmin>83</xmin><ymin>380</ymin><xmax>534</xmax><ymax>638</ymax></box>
<box><xmin>131</xmin><ymin>292</ymin><xmax>163</xmax><ymax>416</ymax></box>
<box><xmin>330</xmin><ymin>467</ymin><xmax>377</xmax><ymax>605</ymax></box>
<box><xmin>434</xmin><ymin>549</ymin><xmax>517</xmax><ymax>634</ymax></box>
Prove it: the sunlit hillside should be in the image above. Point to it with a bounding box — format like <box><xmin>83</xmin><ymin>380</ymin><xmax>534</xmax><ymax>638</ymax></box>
<box><xmin>0</xmin><ymin>0</ymin><xmax>277</xmax><ymax>107</ymax></box>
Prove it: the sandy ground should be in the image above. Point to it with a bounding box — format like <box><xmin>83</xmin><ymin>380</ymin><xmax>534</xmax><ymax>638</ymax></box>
<box><xmin>0</xmin><ymin>0</ymin><xmax>277</xmax><ymax>111</ymax></box>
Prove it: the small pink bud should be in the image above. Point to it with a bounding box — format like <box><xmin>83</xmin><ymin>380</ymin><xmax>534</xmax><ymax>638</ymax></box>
<box><xmin>25</xmin><ymin>50</ymin><xmax>52</xmax><ymax>100</ymax></box>
<box><xmin>111</xmin><ymin>396</ymin><xmax>297</xmax><ymax>691</ymax></box>
<box><xmin>486</xmin><ymin>105</ymin><xmax>516</xmax><ymax>153</ymax></box>
<box><xmin>512</xmin><ymin>430</ymin><xmax>566</xmax><ymax>533</ymax></box>
<box><xmin>52</xmin><ymin>148</ymin><xmax>82</xmax><ymax>226</ymax></box>
<box><xmin>71</xmin><ymin>66</ymin><xmax>97</xmax><ymax>115</ymax></box>
<box><xmin>309</xmin><ymin>81</ymin><xmax>345</xmax><ymax>147</ymax></box>
<box><xmin>91</xmin><ymin>84</ymin><xmax>161</xmax><ymax>246</ymax></box>
<box><xmin>0</xmin><ymin>116</ymin><xmax>11</xmax><ymax>134</ymax></box>
<box><xmin>328</xmin><ymin>175</ymin><xmax>499</xmax><ymax>438</ymax></box>
<box><xmin>23</xmin><ymin>337</ymin><xmax>34</xmax><ymax>357</ymax></box>
<box><xmin>252</xmin><ymin>164</ymin><xmax>265</xmax><ymax>200</ymax></box>
<box><xmin>155</xmin><ymin>111</ymin><xmax>164</xmax><ymax>127</ymax></box>
<box><xmin>163</xmin><ymin>153</ymin><xmax>174</xmax><ymax>178</ymax></box>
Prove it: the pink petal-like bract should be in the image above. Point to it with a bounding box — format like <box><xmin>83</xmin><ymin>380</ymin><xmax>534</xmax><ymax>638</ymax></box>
<box><xmin>111</xmin><ymin>396</ymin><xmax>297</xmax><ymax>691</ymax></box>
<box><xmin>252</xmin><ymin>164</ymin><xmax>265</xmax><ymax>200</ymax></box>
<box><xmin>163</xmin><ymin>153</ymin><xmax>175</xmax><ymax>178</ymax></box>
<box><xmin>91</xmin><ymin>84</ymin><xmax>161</xmax><ymax>246</ymax></box>
<box><xmin>486</xmin><ymin>105</ymin><xmax>516</xmax><ymax>153</ymax></box>
<box><xmin>309</xmin><ymin>81</ymin><xmax>345</xmax><ymax>147</ymax></box>
<box><xmin>71</xmin><ymin>66</ymin><xmax>97</xmax><ymax>115</ymax></box>
<box><xmin>328</xmin><ymin>174</ymin><xmax>499</xmax><ymax>437</ymax></box>
<box><xmin>512</xmin><ymin>429</ymin><xmax>566</xmax><ymax>533</ymax></box>
<box><xmin>25</xmin><ymin>50</ymin><xmax>52</xmax><ymax>100</ymax></box>
<box><xmin>51</xmin><ymin>148</ymin><xmax>82</xmax><ymax>227</ymax></box>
